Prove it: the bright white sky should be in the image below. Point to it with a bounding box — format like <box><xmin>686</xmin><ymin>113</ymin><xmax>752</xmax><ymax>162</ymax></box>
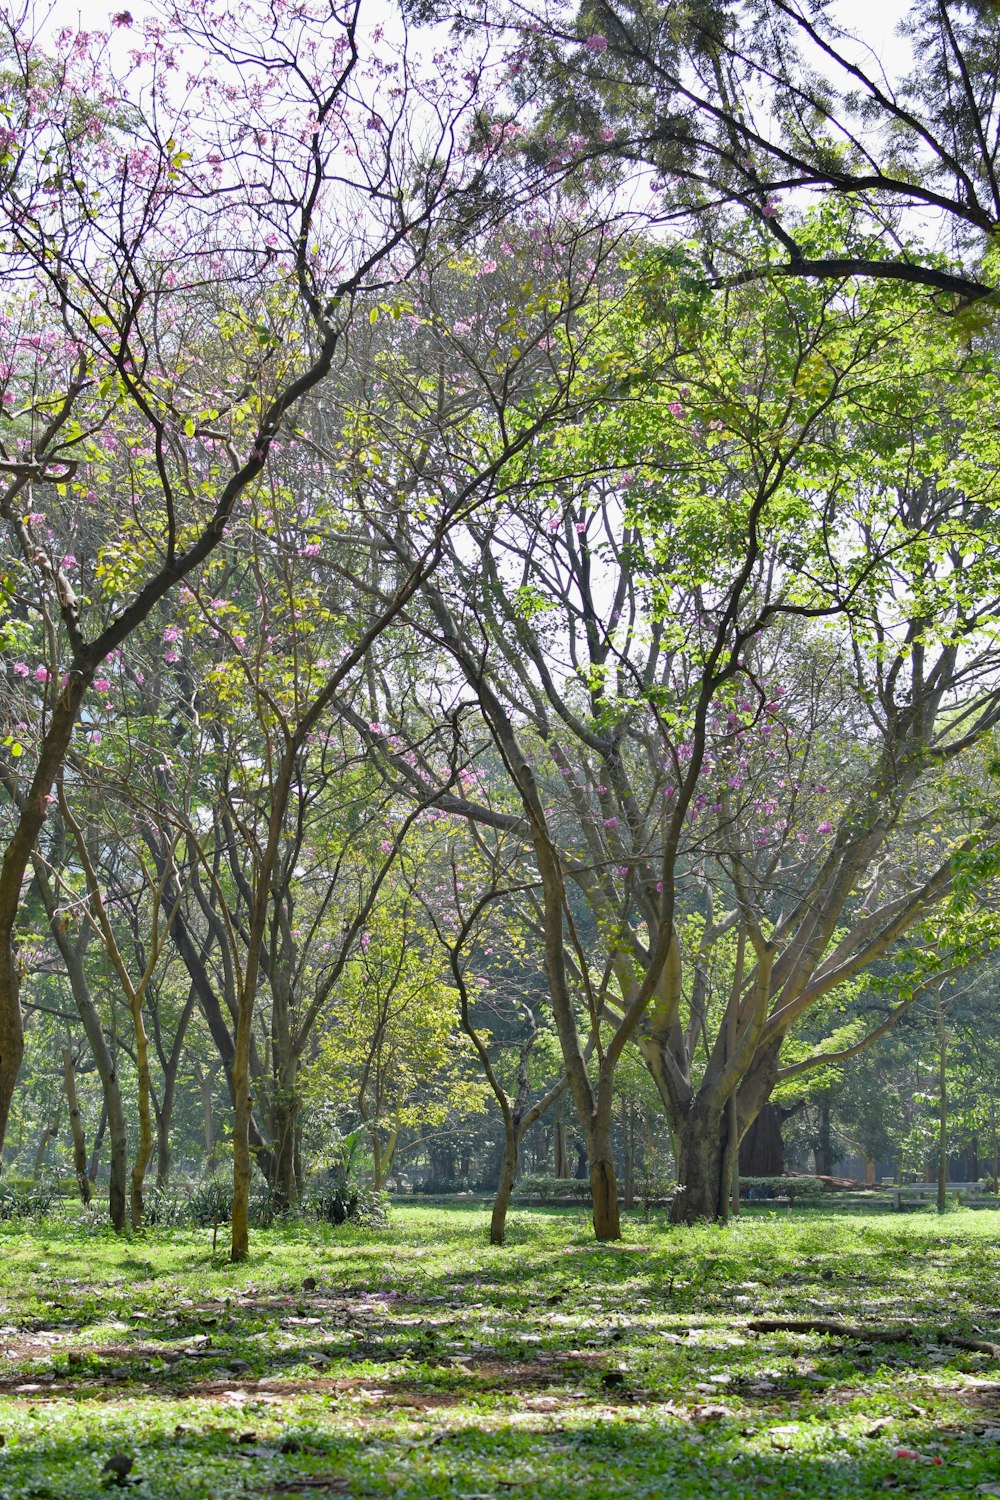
<box><xmin>54</xmin><ymin>0</ymin><xmax>910</xmax><ymax>62</ymax></box>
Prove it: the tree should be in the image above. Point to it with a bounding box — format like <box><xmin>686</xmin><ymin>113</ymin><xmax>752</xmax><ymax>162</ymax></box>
<box><xmin>0</xmin><ymin>0</ymin><xmax>562</xmax><ymax>1181</ymax></box>
<box><xmin>512</xmin><ymin>0</ymin><xmax>1000</xmax><ymax>302</ymax></box>
<box><xmin>357</xmin><ymin>237</ymin><xmax>1000</xmax><ymax>1229</ymax></box>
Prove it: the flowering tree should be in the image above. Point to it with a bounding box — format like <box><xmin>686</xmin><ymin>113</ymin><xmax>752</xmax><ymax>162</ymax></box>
<box><xmin>0</xmin><ymin>0</ymin><xmax>551</xmax><ymax>1204</ymax></box>
<box><xmin>349</xmin><ymin>241</ymin><xmax>1000</xmax><ymax>1231</ymax></box>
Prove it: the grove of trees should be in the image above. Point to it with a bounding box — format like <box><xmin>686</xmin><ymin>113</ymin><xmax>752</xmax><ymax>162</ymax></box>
<box><xmin>3</xmin><ymin>0</ymin><xmax>1000</xmax><ymax>1256</ymax></box>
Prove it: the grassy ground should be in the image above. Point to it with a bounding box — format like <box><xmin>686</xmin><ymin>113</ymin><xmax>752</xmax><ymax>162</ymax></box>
<box><xmin>0</xmin><ymin>1201</ymin><xmax>997</xmax><ymax>1498</ymax></box>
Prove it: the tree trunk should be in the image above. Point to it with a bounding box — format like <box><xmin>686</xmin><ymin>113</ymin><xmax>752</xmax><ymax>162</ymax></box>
<box><xmin>864</xmin><ymin>1157</ymin><xmax>875</xmax><ymax>1185</ymax></box>
<box><xmin>155</xmin><ymin>1110</ymin><xmax>171</xmax><ymax>1192</ymax></box>
<box><xmin>588</xmin><ymin>1107</ymin><xmax>621</xmax><ymax>1240</ymax></box>
<box><xmin>622</xmin><ymin>1101</ymin><xmax>636</xmax><ymax>1210</ymax></box>
<box><xmin>34</xmin><ymin>1105</ymin><xmax>62</xmax><ymax>1174</ymax></box>
<box><xmin>813</xmin><ymin>1099</ymin><xmax>834</xmax><ymax>1177</ymax></box>
<box><xmin>0</xmin><ymin>941</ymin><xmax>24</xmax><ymax>1163</ymax></box>
<box><xmin>62</xmin><ymin>1047</ymin><xmax>91</xmax><ymax>1206</ymax></box>
<box><xmin>670</xmin><ymin>1104</ymin><xmax>726</xmax><ymax>1224</ymax></box>
<box><xmin>270</xmin><ymin>1068</ymin><xmax>300</xmax><ymax>1214</ymax></box>
<box><xmin>197</xmin><ymin>1066</ymin><xmax>217</xmax><ymax>1170</ymax></box>
<box><xmin>739</xmin><ymin>1103</ymin><xmax>786</xmax><ymax>1176</ymax></box>
<box><xmin>89</xmin><ymin>1099</ymin><xmax>107</xmax><ymax>1184</ymax></box>
<box><xmin>231</xmin><ymin>1008</ymin><xmax>254</xmax><ymax>1261</ymax></box>
<box><xmin>129</xmin><ymin>992</ymin><xmax>154</xmax><ymax>1231</ymax></box>
<box><xmin>554</xmin><ymin>1121</ymin><xmax>571</xmax><ymax>1178</ymax></box>
<box><xmin>33</xmin><ymin>855</ymin><xmax>129</xmax><ymax>1229</ymax></box>
<box><xmin>936</xmin><ymin>990</ymin><xmax>948</xmax><ymax>1214</ymax></box>
<box><xmin>491</xmin><ymin>1138</ymin><xmax>518</xmax><ymax>1246</ymax></box>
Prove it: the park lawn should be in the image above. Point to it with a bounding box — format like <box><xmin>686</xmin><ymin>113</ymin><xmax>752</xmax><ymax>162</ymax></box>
<box><xmin>0</xmin><ymin>1203</ymin><xmax>996</xmax><ymax>1498</ymax></box>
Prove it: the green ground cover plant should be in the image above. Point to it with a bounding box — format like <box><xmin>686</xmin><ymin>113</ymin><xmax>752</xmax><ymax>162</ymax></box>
<box><xmin>0</xmin><ymin>1202</ymin><xmax>996</xmax><ymax>1498</ymax></box>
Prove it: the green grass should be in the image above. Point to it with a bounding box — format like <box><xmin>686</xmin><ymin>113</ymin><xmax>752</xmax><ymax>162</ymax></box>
<box><xmin>0</xmin><ymin>1201</ymin><xmax>997</xmax><ymax>1497</ymax></box>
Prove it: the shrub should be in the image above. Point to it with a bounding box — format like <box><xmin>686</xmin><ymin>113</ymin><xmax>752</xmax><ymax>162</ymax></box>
<box><xmin>0</xmin><ymin>1181</ymin><xmax>54</xmax><ymax>1220</ymax></box>
<box><xmin>740</xmin><ymin>1175</ymin><xmax>825</xmax><ymax>1202</ymax></box>
<box><xmin>514</xmin><ymin>1175</ymin><xmax>591</xmax><ymax>1201</ymax></box>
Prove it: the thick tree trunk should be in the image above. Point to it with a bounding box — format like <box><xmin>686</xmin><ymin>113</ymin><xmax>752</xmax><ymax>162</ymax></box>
<box><xmin>196</xmin><ymin>1064</ymin><xmax>217</xmax><ymax>1171</ymax></box>
<box><xmin>670</xmin><ymin>1105</ymin><xmax>727</xmax><ymax>1224</ymax></box>
<box><xmin>491</xmin><ymin>1139</ymin><xmax>518</xmax><ymax>1246</ymax></box>
<box><xmin>62</xmin><ymin>1047</ymin><xmax>91</xmax><ymax>1205</ymax></box>
<box><xmin>588</xmin><ymin>1107</ymin><xmax>621</xmax><ymax>1240</ymax></box>
<box><xmin>739</xmin><ymin>1103</ymin><xmax>786</xmax><ymax>1176</ymax></box>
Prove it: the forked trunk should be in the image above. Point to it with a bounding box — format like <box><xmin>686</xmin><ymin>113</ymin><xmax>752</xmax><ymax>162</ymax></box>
<box><xmin>491</xmin><ymin>1139</ymin><xmax>519</xmax><ymax>1246</ymax></box>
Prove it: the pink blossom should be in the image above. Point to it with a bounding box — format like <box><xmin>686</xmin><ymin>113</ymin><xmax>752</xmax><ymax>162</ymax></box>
<box><xmin>600</xmin><ymin>127</ymin><xmax>616</xmax><ymax>142</ymax></box>
<box><xmin>603</xmin><ymin>816</ymin><xmax>618</xmax><ymax>830</ymax></box>
<box><xmin>668</xmin><ymin>400</ymin><xmax>683</xmax><ymax>417</ymax></box>
<box><xmin>585</xmin><ymin>33</ymin><xmax>608</xmax><ymax>52</ymax></box>
<box><xmin>816</xmin><ymin>820</ymin><xmax>833</xmax><ymax>834</ymax></box>
<box><xmin>33</xmin><ymin>665</ymin><xmax>49</xmax><ymax>683</ymax></box>
<box><xmin>360</xmin><ymin>932</ymin><xmax>371</xmax><ymax>953</ymax></box>
<box><xmin>163</xmin><ymin>625</ymin><xmax>181</xmax><ymax>643</ymax></box>
<box><xmin>12</xmin><ymin>662</ymin><xmax>28</xmax><ymax>678</ymax></box>
<box><xmin>87</xmin><ymin>730</ymin><xmax>102</xmax><ymax>745</ymax></box>
<box><xmin>379</xmin><ymin>839</ymin><xmax>393</xmax><ymax>854</ymax></box>
<box><xmin>94</xmin><ymin>677</ymin><xmax>110</xmax><ymax>693</ymax></box>
<box><xmin>60</xmin><ymin>555</ymin><xmax>77</xmax><ymax>570</ymax></box>
<box><xmin>368</xmin><ymin>722</ymin><xmax>383</xmax><ymax>735</ymax></box>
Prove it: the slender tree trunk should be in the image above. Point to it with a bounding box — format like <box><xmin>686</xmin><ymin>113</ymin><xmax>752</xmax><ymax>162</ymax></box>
<box><xmin>0</xmin><ymin>941</ymin><xmax>24</xmax><ymax>1163</ymax></box>
<box><xmin>196</xmin><ymin>1064</ymin><xmax>217</xmax><ymax>1171</ymax></box>
<box><xmin>155</xmin><ymin>1111</ymin><xmax>170</xmax><ymax>1192</ymax></box>
<box><xmin>271</xmin><ymin>1086</ymin><xmax>300</xmax><ymax>1212</ymax></box>
<box><xmin>89</xmin><ymin>1099</ymin><xmax>107</xmax><ymax>1184</ymax></box>
<box><xmin>34</xmin><ymin>1105</ymin><xmax>62</xmax><ymax>1174</ymax></box>
<box><xmin>33</xmin><ymin>859</ymin><xmax>129</xmax><ymax>1229</ymax></box>
<box><xmin>62</xmin><ymin>1047</ymin><xmax>91</xmax><ymax>1205</ymax></box>
<box><xmin>129</xmin><ymin>992</ymin><xmax>154</xmax><ymax>1230</ymax></box>
<box><xmin>622</xmin><ymin>1101</ymin><xmax>635</xmax><ymax>1210</ymax></box>
<box><xmin>554</xmin><ymin>1121</ymin><xmax>570</xmax><ymax>1178</ymax></box>
<box><xmin>491</xmin><ymin>1137</ymin><xmax>519</xmax><ymax>1246</ymax></box>
<box><xmin>588</xmin><ymin>1087</ymin><xmax>621</xmax><ymax>1241</ymax></box>
<box><xmin>936</xmin><ymin>990</ymin><xmax>948</xmax><ymax>1214</ymax></box>
<box><xmin>231</xmin><ymin>1001</ymin><xmax>255</xmax><ymax>1260</ymax></box>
